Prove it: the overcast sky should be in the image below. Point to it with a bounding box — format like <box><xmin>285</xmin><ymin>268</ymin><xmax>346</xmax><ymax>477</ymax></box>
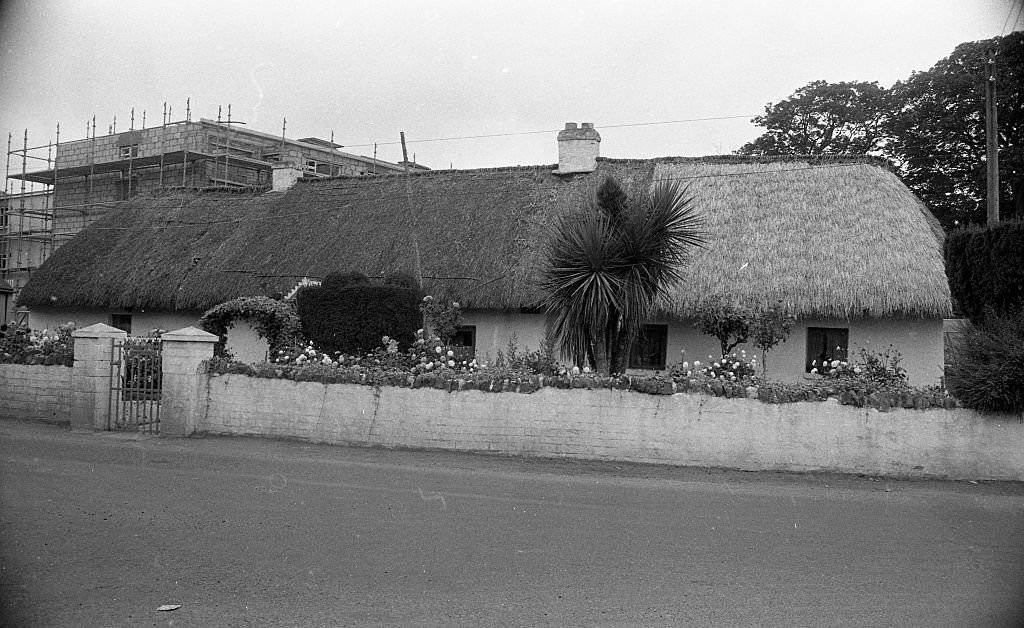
<box><xmin>0</xmin><ymin>0</ymin><xmax>1020</xmax><ymax>184</ymax></box>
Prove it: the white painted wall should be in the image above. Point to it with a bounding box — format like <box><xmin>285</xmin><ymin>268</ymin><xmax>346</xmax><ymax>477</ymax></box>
<box><xmin>26</xmin><ymin>305</ymin><xmax>944</xmax><ymax>384</ymax></box>
<box><xmin>201</xmin><ymin>375</ymin><xmax>1024</xmax><ymax>481</ymax></box>
<box><xmin>225</xmin><ymin>319</ymin><xmax>270</xmax><ymax>364</ymax></box>
<box><xmin>463</xmin><ymin>312</ymin><xmax>944</xmax><ymax>385</ymax></box>
<box><xmin>27</xmin><ymin>306</ymin><xmax>201</xmax><ymax>337</ymax></box>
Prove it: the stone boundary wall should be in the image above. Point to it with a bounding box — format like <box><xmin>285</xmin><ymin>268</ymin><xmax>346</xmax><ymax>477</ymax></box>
<box><xmin>0</xmin><ymin>364</ymin><xmax>73</xmax><ymax>424</ymax></box>
<box><xmin>200</xmin><ymin>374</ymin><xmax>1024</xmax><ymax>481</ymax></box>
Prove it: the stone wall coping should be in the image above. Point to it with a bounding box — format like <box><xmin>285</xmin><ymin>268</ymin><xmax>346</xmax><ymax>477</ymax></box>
<box><xmin>72</xmin><ymin>323</ymin><xmax>127</xmax><ymax>338</ymax></box>
<box><xmin>162</xmin><ymin>326</ymin><xmax>219</xmax><ymax>343</ymax></box>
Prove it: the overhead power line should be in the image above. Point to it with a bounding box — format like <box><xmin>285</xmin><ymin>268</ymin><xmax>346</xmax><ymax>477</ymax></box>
<box><xmin>341</xmin><ymin>115</ymin><xmax>758</xmax><ymax>149</ymax></box>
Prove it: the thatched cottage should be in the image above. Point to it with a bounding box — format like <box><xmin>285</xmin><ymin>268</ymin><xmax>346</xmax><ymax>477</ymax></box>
<box><xmin>18</xmin><ymin>123</ymin><xmax>951</xmax><ymax>384</ymax></box>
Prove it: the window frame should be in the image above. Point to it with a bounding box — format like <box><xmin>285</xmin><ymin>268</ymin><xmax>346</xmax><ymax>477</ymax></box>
<box><xmin>110</xmin><ymin>313</ymin><xmax>132</xmax><ymax>334</ymax></box>
<box><xmin>629</xmin><ymin>323</ymin><xmax>669</xmax><ymax>371</ymax></box>
<box><xmin>805</xmin><ymin>326</ymin><xmax>849</xmax><ymax>373</ymax></box>
<box><xmin>450</xmin><ymin>325</ymin><xmax>477</xmax><ymax>362</ymax></box>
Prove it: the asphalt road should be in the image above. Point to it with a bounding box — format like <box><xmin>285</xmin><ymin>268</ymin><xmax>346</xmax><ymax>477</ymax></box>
<box><xmin>1</xmin><ymin>420</ymin><xmax>1023</xmax><ymax>628</ymax></box>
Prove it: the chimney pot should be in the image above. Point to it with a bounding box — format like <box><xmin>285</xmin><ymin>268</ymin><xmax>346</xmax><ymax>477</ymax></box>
<box><xmin>555</xmin><ymin>122</ymin><xmax>601</xmax><ymax>175</ymax></box>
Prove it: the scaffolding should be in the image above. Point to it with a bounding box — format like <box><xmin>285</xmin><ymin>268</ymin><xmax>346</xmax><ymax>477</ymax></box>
<box><xmin>1</xmin><ymin>101</ymin><xmax>405</xmax><ymax>322</ymax></box>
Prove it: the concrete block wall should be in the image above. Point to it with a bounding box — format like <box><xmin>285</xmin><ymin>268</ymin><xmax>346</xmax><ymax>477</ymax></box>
<box><xmin>0</xmin><ymin>364</ymin><xmax>72</xmax><ymax>424</ymax></box>
<box><xmin>200</xmin><ymin>375</ymin><xmax>1024</xmax><ymax>481</ymax></box>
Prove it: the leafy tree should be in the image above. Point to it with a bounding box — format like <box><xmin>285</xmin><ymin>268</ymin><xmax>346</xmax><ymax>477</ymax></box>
<box><xmin>541</xmin><ymin>177</ymin><xmax>704</xmax><ymax>375</ymax></box>
<box><xmin>887</xmin><ymin>31</ymin><xmax>1024</xmax><ymax>227</ymax></box>
<box><xmin>737</xmin><ymin>80</ymin><xmax>892</xmax><ymax>156</ymax></box>
<box><xmin>737</xmin><ymin>32</ymin><xmax>1024</xmax><ymax>229</ymax></box>
<box><xmin>694</xmin><ymin>297</ymin><xmax>752</xmax><ymax>358</ymax></box>
<box><xmin>749</xmin><ymin>301</ymin><xmax>796</xmax><ymax>378</ymax></box>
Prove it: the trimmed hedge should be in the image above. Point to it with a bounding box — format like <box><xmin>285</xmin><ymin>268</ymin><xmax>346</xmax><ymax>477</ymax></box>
<box><xmin>296</xmin><ymin>278</ymin><xmax>421</xmax><ymax>355</ymax></box>
<box><xmin>945</xmin><ymin>221</ymin><xmax>1024</xmax><ymax>323</ymax></box>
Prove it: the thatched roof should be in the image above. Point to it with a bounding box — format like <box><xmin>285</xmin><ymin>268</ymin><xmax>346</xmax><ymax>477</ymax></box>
<box><xmin>19</xmin><ymin>155</ymin><xmax>951</xmax><ymax>319</ymax></box>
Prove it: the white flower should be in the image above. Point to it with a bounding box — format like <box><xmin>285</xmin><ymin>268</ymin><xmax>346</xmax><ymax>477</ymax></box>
<box><xmin>583</xmin><ymin>366</ymin><xmax>591</xmax><ymax>374</ymax></box>
<box><xmin>853</xmin><ymin>366</ymin><xmax>862</xmax><ymax>374</ymax></box>
<box><xmin>830</xmin><ymin>360</ymin><xmax>841</xmax><ymax>368</ymax></box>
<box><xmin>447</xmin><ymin>360</ymin><xmax>455</xmax><ymax>367</ymax></box>
<box><xmin>426</xmin><ymin>361</ymin><xmax>434</xmax><ymax>369</ymax></box>
<box><xmin>452</xmin><ymin>302</ymin><xmax>460</xmax><ymax>308</ymax></box>
<box><xmin>447</xmin><ymin>350</ymin><xmax>454</xmax><ymax>357</ymax></box>
<box><xmin>682</xmin><ymin>361</ymin><xmax>690</xmax><ymax>370</ymax></box>
<box><xmin>571</xmin><ymin>366</ymin><xmax>581</xmax><ymax>376</ymax></box>
<box><xmin>810</xmin><ymin>367</ymin><xmax>818</xmax><ymax>374</ymax></box>
<box><xmin>435</xmin><ymin>346</ymin><xmax>443</xmax><ymax>354</ymax></box>
<box><xmin>694</xmin><ymin>360</ymin><xmax>701</xmax><ymax>367</ymax></box>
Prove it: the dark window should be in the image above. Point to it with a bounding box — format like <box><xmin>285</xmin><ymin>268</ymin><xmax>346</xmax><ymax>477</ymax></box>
<box><xmin>806</xmin><ymin>327</ymin><xmax>849</xmax><ymax>372</ymax></box>
<box><xmin>118</xmin><ymin>174</ymin><xmax>139</xmax><ymax>200</ymax></box>
<box><xmin>119</xmin><ymin>144</ymin><xmax>139</xmax><ymax>159</ymax></box>
<box><xmin>110</xmin><ymin>314</ymin><xmax>132</xmax><ymax>334</ymax></box>
<box><xmin>450</xmin><ymin>325</ymin><xmax>476</xmax><ymax>361</ymax></box>
<box><xmin>629</xmin><ymin>324</ymin><xmax>668</xmax><ymax>370</ymax></box>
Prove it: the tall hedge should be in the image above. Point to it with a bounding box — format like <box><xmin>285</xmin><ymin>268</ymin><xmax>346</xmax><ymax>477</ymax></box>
<box><xmin>945</xmin><ymin>311</ymin><xmax>1024</xmax><ymax>414</ymax></box>
<box><xmin>944</xmin><ymin>221</ymin><xmax>1024</xmax><ymax>323</ymax></box>
<box><xmin>296</xmin><ymin>275</ymin><xmax>421</xmax><ymax>355</ymax></box>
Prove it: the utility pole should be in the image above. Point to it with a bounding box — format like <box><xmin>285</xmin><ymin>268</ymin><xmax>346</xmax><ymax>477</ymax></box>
<box><xmin>985</xmin><ymin>47</ymin><xmax>1000</xmax><ymax>226</ymax></box>
<box><xmin>400</xmin><ymin>131</ymin><xmax>422</xmax><ymax>288</ymax></box>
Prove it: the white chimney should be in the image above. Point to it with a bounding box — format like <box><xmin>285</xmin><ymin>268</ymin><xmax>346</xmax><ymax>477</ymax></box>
<box><xmin>554</xmin><ymin>122</ymin><xmax>601</xmax><ymax>175</ymax></box>
<box><xmin>271</xmin><ymin>164</ymin><xmax>303</xmax><ymax>191</ymax></box>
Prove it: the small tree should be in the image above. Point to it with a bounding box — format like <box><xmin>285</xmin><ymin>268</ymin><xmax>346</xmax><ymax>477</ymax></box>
<box><xmin>541</xmin><ymin>176</ymin><xmax>705</xmax><ymax>375</ymax></box>
<box><xmin>749</xmin><ymin>302</ymin><xmax>796</xmax><ymax>378</ymax></box>
<box><xmin>419</xmin><ymin>294</ymin><xmax>463</xmax><ymax>344</ymax></box>
<box><xmin>695</xmin><ymin>297</ymin><xmax>751</xmax><ymax>357</ymax></box>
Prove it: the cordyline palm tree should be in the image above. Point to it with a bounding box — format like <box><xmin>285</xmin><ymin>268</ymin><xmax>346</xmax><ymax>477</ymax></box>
<box><xmin>541</xmin><ymin>176</ymin><xmax>705</xmax><ymax>375</ymax></box>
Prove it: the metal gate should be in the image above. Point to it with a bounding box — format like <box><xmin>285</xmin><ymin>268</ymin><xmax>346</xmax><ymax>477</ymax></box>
<box><xmin>108</xmin><ymin>336</ymin><xmax>162</xmax><ymax>433</ymax></box>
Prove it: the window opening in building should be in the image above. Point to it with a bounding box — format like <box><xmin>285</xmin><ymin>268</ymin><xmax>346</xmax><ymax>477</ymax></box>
<box><xmin>806</xmin><ymin>327</ymin><xmax>849</xmax><ymax>372</ymax></box>
<box><xmin>118</xmin><ymin>174</ymin><xmax>140</xmax><ymax>201</ymax></box>
<box><xmin>451</xmin><ymin>325</ymin><xmax>477</xmax><ymax>361</ymax></box>
<box><xmin>119</xmin><ymin>144</ymin><xmax>139</xmax><ymax>159</ymax></box>
<box><xmin>629</xmin><ymin>324</ymin><xmax>668</xmax><ymax>370</ymax></box>
<box><xmin>110</xmin><ymin>313</ymin><xmax>132</xmax><ymax>334</ymax></box>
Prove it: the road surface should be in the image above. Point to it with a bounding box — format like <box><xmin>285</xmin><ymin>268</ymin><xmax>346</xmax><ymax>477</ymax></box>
<box><xmin>1</xmin><ymin>419</ymin><xmax>1022</xmax><ymax>627</ymax></box>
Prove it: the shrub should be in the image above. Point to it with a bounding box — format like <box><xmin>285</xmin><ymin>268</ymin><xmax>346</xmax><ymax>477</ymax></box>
<box><xmin>321</xmin><ymin>271</ymin><xmax>370</xmax><ymax>292</ymax></box>
<box><xmin>0</xmin><ymin>322</ymin><xmax>75</xmax><ymax>366</ymax></box>
<box><xmin>945</xmin><ymin>311</ymin><xmax>1024</xmax><ymax>413</ymax></box>
<box><xmin>199</xmin><ymin>296</ymin><xmax>302</xmax><ymax>357</ymax></box>
<box><xmin>296</xmin><ymin>277</ymin><xmax>421</xmax><ymax>355</ymax></box>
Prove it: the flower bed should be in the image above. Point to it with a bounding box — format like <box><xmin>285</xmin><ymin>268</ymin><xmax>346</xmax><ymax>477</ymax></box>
<box><xmin>0</xmin><ymin>323</ymin><xmax>75</xmax><ymax>367</ymax></box>
<box><xmin>206</xmin><ymin>335</ymin><xmax>957</xmax><ymax>412</ymax></box>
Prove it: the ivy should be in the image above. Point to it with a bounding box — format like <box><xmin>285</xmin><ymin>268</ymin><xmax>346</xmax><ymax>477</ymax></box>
<box><xmin>198</xmin><ymin>296</ymin><xmax>302</xmax><ymax>356</ymax></box>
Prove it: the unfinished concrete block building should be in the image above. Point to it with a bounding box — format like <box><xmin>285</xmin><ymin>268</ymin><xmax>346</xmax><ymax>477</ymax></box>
<box><xmin>1</xmin><ymin>105</ymin><xmax>411</xmax><ymax>324</ymax></box>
